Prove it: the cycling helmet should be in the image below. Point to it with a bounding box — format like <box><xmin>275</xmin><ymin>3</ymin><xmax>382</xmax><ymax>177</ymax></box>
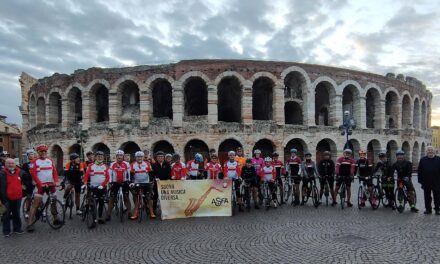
<box><xmin>396</xmin><ymin>150</ymin><xmax>405</xmax><ymax>156</ymax></box>
<box><xmin>272</xmin><ymin>152</ymin><xmax>279</xmax><ymax>157</ymax></box>
<box><xmin>35</xmin><ymin>144</ymin><xmax>48</xmax><ymax>152</ymax></box>
<box><xmin>135</xmin><ymin>151</ymin><xmax>145</xmax><ymax>157</ymax></box>
<box><xmin>70</xmin><ymin>153</ymin><xmax>80</xmax><ymax>160</ymax></box>
<box><xmin>359</xmin><ymin>150</ymin><xmax>366</xmax><ymax>155</ymax></box>
<box><xmin>86</xmin><ymin>151</ymin><xmax>94</xmax><ymax>156</ymax></box>
<box><xmin>305</xmin><ymin>152</ymin><xmax>312</xmax><ymax>157</ymax></box>
<box><xmin>26</xmin><ymin>149</ymin><xmax>36</xmax><ymax>155</ymax></box>
<box><xmin>254</xmin><ymin>149</ymin><xmax>261</xmax><ymax>154</ymax></box>
<box><xmin>165</xmin><ymin>153</ymin><xmax>172</xmax><ymax>158</ymax></box>
<box><xmin>290</xmin><ymin>148</ymin><xmax>297</xmax><ymax>154</ymax></box>
<box><xmin>155</xmin><ymin>151</ymin><xmax>165</xmax><ymax>156</ymax></box>
<box><xmin>115</xmin><ymin>150</ymin><xmax>124</xmax><ymax>155</ymax></box>
<box><xmin>236</xmin><ymin>147</ymin><xmax>243</xmax><ymax>151</ymax></box>
<box><xmin>173</xmin><ymin>153</ymin><xmax>180</xmax><ymax>159</ymax></box>
<box><xmin>95</xmin><ymin>151</ymin><xmax>104</xmax><ymax>156</ymax></box>
<box><xmin>228</xmin><ymin>151</ymin><xmax>236</xmax><ymax>156</ymax></box>
<box><xmin>194</xmin><ymin>153</ymin><xmax>203</xmax><ymax>162</ymax></box>
<box><xmin>343</xmin><ymin>149</ymin><xmax>352</xmax><ymax>154</ymax></box>
<box><xmin>378</xmin><ymin>151</ymin><xmax>386</xmax><ymax>158</ymax></box>
<box><xmin>323</xmin><ymin>151</ymin><xmax>331</xmax><ymax>156</ymax></box>
<box><xmin>264</xmin><ymin>157</ymin><xmax>272</xmax><ymax>162</ymax></box>
<box><xmin>246</xmin><ymin>158</ymin><xmax>252</xmax><ymax>163</ymax></box>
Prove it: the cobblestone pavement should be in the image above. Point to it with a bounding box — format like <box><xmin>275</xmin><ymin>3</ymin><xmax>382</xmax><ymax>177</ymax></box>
<box><xmin>1</xmin><ymin>181</ymin><xmax>439</xmax><ymax>264</ymax></box>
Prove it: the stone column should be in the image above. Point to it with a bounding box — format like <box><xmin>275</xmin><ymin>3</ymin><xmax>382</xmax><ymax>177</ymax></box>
<box><xmin>172</xmin><ymin>83</ymin><xmax>183</xmax><ymax>127</ymax></box>
<box><xmin>242</xmin><ymin>84</ymin><xmax>253</xmax><ymax>125</ymax></box>
<box><xmin>274</xmin><ymin>84</ymin><xmax>284</xmax><ymax>125</ymax></box>
<box><xmin>207</xmin><ymin>84</ymin><xmax>218</xmax><ymax>125</ymax></box>
<box><xmin>108</xmin><ymin>92</ymin><xmax>118</xmax><ymax>128</ymax></box>
<box><xmin>359</xmin><ymin>97</ymin><xmax>366</xmax><ymax>129</ymax></box>
<box><xmin>396</xmin><ymin>103</ymin><xmax>402</xmax><ymax>129</ymax></box>
<box><xmin>61</xmin><ymin>98</ymin><xmax>69</xmax><ymax>131</ymax></box>
<box><xmin>379</xmin><ymin>99</ymin><xmax>386</xmax><ymax>129</ymax></box>
<box><xmin>334</xmin><ymin>95</ymin><xmax>343</xmax><ymax>126</ymax></box>
<box><xmin>305</xmin><ymin>88</ymin><xmax>315</xmax><ymax>127</ymax></box>
<box><xmin>45</xmin><ymin>103</ymin><xmax>50</xmax><ymax>125</ymax></box>
<box><xmin>82</xmin><ymin>94</ymin><xmax>91</xmax><ymax>130</ymax></box>
<box><xmin>140</xmin><ymin>91</ymin><xmax>150</xmax><ymax>127</ymax></box>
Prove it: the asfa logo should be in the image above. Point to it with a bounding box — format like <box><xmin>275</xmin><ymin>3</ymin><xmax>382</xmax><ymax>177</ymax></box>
<box><xmin>211</xmin><ymin>197</ymin><xmax>229</xmax><ymax>206</ymax></box>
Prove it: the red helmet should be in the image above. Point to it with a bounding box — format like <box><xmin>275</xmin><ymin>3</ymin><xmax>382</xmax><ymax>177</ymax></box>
<box><xmin>35</xmin><ymin>144</ymin><xmax>48</xmax><ymax>152</ymax></box>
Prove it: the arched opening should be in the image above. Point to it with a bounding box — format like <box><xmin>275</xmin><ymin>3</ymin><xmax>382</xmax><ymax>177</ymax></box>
<box><xmin>184</xmin><ymin>139</ymin><xmax>209</xmax><ymax>162</ymax></box>
<box><xmin>29</xmin><ymin>95</ymin><xmax>36</xmax><ymax>127</ymax></box>
<box><xmin>385</xmin><ymin>91</ymin><xmax>399</xmax><ymax>129</ymax></box>
<box><xmin>412</xmin><ymin>142</ymin><xmax>420</xmax><ymax>167</ymax></box>
<box><xmin>365</xmin><ymin>88</ymin><xmax>380</xmax><ymax>128</ymax></box>
<box><xmin>401</xmin><ymin>95</ymin><xmax>412</xmax><ymax>128</ymax></box>
<box><xmin>218</xmin><ymin>76</ymin><xmax>242</xmax><ymax>123</ymax></box>
<box><xmin>342</xmin><ymin>85</ymin><xmax>361</xmax><ymax>124</ymax></box>
<box><xmin>284</xmin><ymin>101</ymin><xmax>303</xmax><ymax>125</ymax></box>
<box><xmin>316</xmin><ymin>138</ymin><xmax>337</xmax><ymax>163</ymax></box>
<box><xmin>50</xmin><ymin>145</ymin><xmax>64</xmax><ymax>175</ymax></box>
<box><xmin>184</xmin><ymin>77</ymin><xmax>208</xmax><ymax>116</ymax></box>
<box><xmin>90</xmin><ymin>83</ymin><xmax>109</xmax><ymax>123</ymax></box>
<box><xmin>402</xmin><ymin>141</ymin><xmax>411</xmax><ymax>161</ymax></box>
<box><xmin>413</xmin><ymin>98</ymin><xmax>420</xmax><ymax>130</ymax></box>
<box><xmin>284</xmin><ymin>71</ymin><xmax>306</xmax><ymax>100</ymax></box>
<box><xmin>48</xmin><ymin>92</ymin><xmax>62</xmax><ymax>125</ymax></box>
<box><xmin>119</xmin><ymin>80</ymin><xmax>140</xmax><ymax>123</ymax></box>
<box><xmin>120</xmin><ymin>141</ymin><xmax>141</xmax><ymax>161</ymax></box>
<box><xmin>36</xmin><ymin>97</ymin><xmax>46</xmax><ymax>125</ymax></box>
<box><xmin>284</xmin><ymin>138</ymin><xmax>307</xmax><ymax>162</ymax></box>
<box><xmin>218</xmin><ymin>139</ymin><xmax>243</xmax><ymax>165</ymax></box>
<box><xmin>421</xmin><ymin>142</ymin><xmax>426</xmax><ymax>160</ymax></box>
<box><xmin>67</xmin><ymin>87</ymin><xmax>82</xmax><ymax>125</ymax></box>
<box><xmin>315</xmin><ymin>81</ymin><xmax>336</xmax><ymax>126</ymax></box>
<box><xmin>421</xmin><ymin>101</ymin><xmax>427</xmax><ymax>130</ymax></box>
<box><xmin>349</xmin><ymin>139</ymin><xmax>361</xmax><ymax>159</ymax></box>
<box><xmin>92</xmin><ymin>143</ymin><xmax>111</xmax><ymax>164</ymax></box>
<box><xmin>152</xmin><ymin>140</ymin><xmax>175</xmax><ymax>155</ymax></box>
<box><xmin>253</xmin><ymin>139</ymin><xmax>275</xmax><ymax>159</ymax></box>
<box><xmin>152</xmin><ymin>79</ymin><xmax>173</xmax><ymax>119</ymax></box>
<box><xmin>386</xmin><ymin>140</ymin><xmax>398</xmax><ymax>163</ymax></box>
<box><xmin>367</xmin><ymin>139</ymin><xmax>381</xmax><ymax>164</ymax></box>
<box><xmin>252</xmin><ymin>77</ymin><xmax>274</xmax><ymax>120</ymax></box>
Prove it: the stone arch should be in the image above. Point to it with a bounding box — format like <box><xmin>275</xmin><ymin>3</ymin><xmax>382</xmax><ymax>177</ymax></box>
<box><xmin>316</xmin><ymin>138</ymin><xmax>337</xmax><ymax>162</ymax></box>
<box><xmin>48</xmin><ymin>91</ymin><xmax>62</xmax><ymax>125</ymax></box>
<box><xmin>117</xmin><ymin>79</ymin><xmax>140</xmax><ymax>123</ymax></box>
<box><xmin>349</xmin><ymin>138</ymin><xmax>361</xmax><ymax>159</ymax></box>
<box><xmin>365</xmin><ymin>87</ymin><xmax>381</xmax><ymax>128</ymax></box>
<box><xmin>218</xmin><ymin>138</ymin><xmax>243</xmax><ymax>164</ymax></box>
<box><xmin>367</xmin><ymin>139</ymin><xmax>381</xmax><ymax>164</ymax></box>
<box><xmin>284</xmin><ymin>138</ymin><xmax>308</xmax><ymax>161</ymax></box>
<box><xmin>401</xmin><ymin>94</ymin><xmax>412</xmax><ymax>128</ymax></box>
<box><xmin>29</xmin><ymin>95</ymin><xmax>36</xmax><ymax>127</ymax></box>
<box><xmin>421</xmin><ymin>142</ymin><xmax>426</xmax><ymax>160</ymax></box>
<box><xmin>36</xmin><ymin>97</ymin><xmax>46</xmax><ymax>125</ymax></box>
<box><xmin>412</xmin><ymin>141</ymin><xmax>420</xmax><ymax>166</ymax></box>
<box><xmin>184</xmin><ymin>139</ymin><xmax>209</xmax><ymax>162</ymax></box>
<box><xmin>92</xmin><ymin>143</ymin><xmax>111</xmax><ymax>163</ymax></box>
<box><xmin>385</xmin><ymin>89</ymin><xmax>400</xmax><ymax>129</ymax></box>
<box><xmin>151</xmin><ymin>78</ymin><xmax>173</xmax><ymax>119</ymax></box>
<box><xmin>214</xmin><ymin>71</ymin><xmax>247</xmax><ymax>87</ymax></box>
<box><xmin>50</xmin><ymin>144</ymin><xmax>64</xmax><ymax>174</ymax></box>
<box><xmin>253</xmin><ymin>138</ymin><xmax>276</xmax><ymax>158</ymax></box>
<box><xmin>252</xmin><ymin>76</ymin><xmax>274</xmax><ymax>120</ymax></box>
<box><xmin>152</xmin><ymin>140</ymin><xmax>175</xmax><ymax>155</ymax></box>
<box><xmin>402</xmin><ymin>141</ymin><xmax>411</xmax><ymax>161</ymax></box>
<box><xmin>217</xmin><ymin>75</ymin><xmax>242</xmax><ymax>123</ymax></box>
<box><xmin>66</xmin><ymin>86</ymin><xmax>83</xmax><ymax>125</ymax></box>
<box><xmin>282</xmin><ymin>70</ymin><xmax>308</xmax><ymax>101</ymax></box>
<box><xmin>120</xmin><ymin>141</ymin><xmax>141</xmax><ymax>156</ymax></box>
<box><xmin>183</xmin><ymin>76</ymin><xmax>208</xmax><ymax>116</ymax></box>
<box><xmin>413</xmin><ymin>97</ymin><xmax>420</xmax><ymax>130</ymax></box>
<box><xmin>421</xmin><ymin>100</ymin><xmax>427</xmax><ymax>130</ymax></box>
<box><xmin>284</xmin><ymin>101</ymin><xmax>303</xmax><ymax>125</ymax></box>
<box><xmin>89</xmin><ymin>82</ymin><xmax>109</xmax><ymax>123</ymax></box>
<box><xmin>314</xmin><ymin>78</ymin><xmax>337</xmax><ymax>126</ymax></box>
<box><xmin>386</xmin><ymin>140</ymin><xmax>398</xmax><ymax>163</ymax></box>
<box><xmin>341</xmin><ymin>83</ymin><xmax>361</xmax><ymax>126</ymax></box>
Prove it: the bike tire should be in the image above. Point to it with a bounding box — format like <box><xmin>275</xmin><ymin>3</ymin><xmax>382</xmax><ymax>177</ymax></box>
<box><xmin>324</xmin><ymin>183</ymin><xmax>330</xmax><ymax>207</ymax></box>
<box><xmin>340</xmin><ymin>184</ymin><xmax>346</xmax><ymax>210</ymax></box>
<box><xmin>395</xmin><ymin>188</ymin><xmax>406</xmax><ymax>213</ymax></box>
<box><xmin>371</xmin><ymin>187</ymin><xmax>380</xmax><ymax>210</ymax></box>
<box><xmin>244</xmin><ymin>187</ymin><xmax>251</xmax><ymax>212</ymax></box>
<box><xmin>118</xmin><ymin>196</ymin><xmax>124</xmax><ymax>223</ymax></box>
<box><xmin>86</xmin><ymin>199</ymin><xmax>97</xmax><ymax>229</ymax></box>
<box><xmin>283</xmin><ymin>183</ymin><xmax>291</xmax><ymax>203</ymax></box>
<box><xmin>21</xmin><ymin>196</ymin><xmax>31</xmax><ymax>221</ymax></box>
<box><xmin>46</xmin><ymin>198</ymin><xmax>65</xmax><ymax>230</ymax></box>
<box><xmin>138</xmin><ymin>195</ymin><xmax>144</xmax><ymax>223</ymax></box>
<box><xmin>357</xmin><ymin>185</ymin><xmax>364</xmax><ymax>210</ymax></box>
<box><xmin>312</xmin><ymin>186</ymin><xmax>320</xmax><ymax>208</ymax></box>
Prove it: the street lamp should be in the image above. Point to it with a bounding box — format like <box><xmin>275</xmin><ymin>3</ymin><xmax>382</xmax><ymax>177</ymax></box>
<box><xmin>75</xmin><ymin>122</ymin><xmax>88</xmax><ymax>162</ymax></box>
<box><xmin>339</xmin><ymin>111</ymin><xmax>356</xmax><ymax>151</ymax></box>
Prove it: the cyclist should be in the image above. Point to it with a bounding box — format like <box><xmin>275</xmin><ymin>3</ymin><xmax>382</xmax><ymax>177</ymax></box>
<box><xmin>165</xmin><ymin>153</ymin><xmax>173</xmax><ymax>165</ymax></box>
<box><xmin>334</xmin><ymin>149</ymin><xmax>356</xmax><ymax>207</ymax></box>
<box><xmin>260</xmin><ymin>157</ymin><xmax>277</xmax><ymax>208</ymax></box>
<box><xmin>252</xmin><ymin>149</ymin><xmax>264</xmax><ymax>204</ymax></box>
<box><xmin>21</xmin><ymin>149</ymin><xmax>36</xmax><ymax>219</ymax></box>
<box><xmin>205</xmin><ymin>154</ymin><xmax>222</xmax><ymax>179</ymax></box>
<box><xmin>318</xmin><ymin>151</ymin><xmax>336</xmax><ymax>206</ymax></box>
<box><xmin>272</xmin><ymin>152</ymin><xmax>286</xmax><ymax>204</ymax></box>
<box><xmin>107</xmin><ymin>150</ymin><xmax>132</xmax><ymax>221</ymax></box>
<box><xmin>143</xmin><ymin>149</ymin><xmax>156</xmax><ymax>165</ymax></box>
<box><xmin>27</xmin><ymin>144</ymin><xmax>60</xmax><ymax>232</ymax></box>
<box><xmin>62</xmin><ymin>153</ymin><xmax>85</xmax><ymax>215</ymax></box>
<box><xmin>123</xmin><ymin>153</ymin><xmax>131</xmax><ymax>164</ymax></box>
<box><xmin>286</xmin><ymin>148</ymin><xmax>302</xmax><ymax>205</ymax></box>
<box><xmin>235</xmin><ymin>147</ymin><xmax>246</xmax><ymax>168</ymax></box>
<box><xmin>151</xmin><ymin>151</ymin><xmax>171</xmax><ymax>213</ymax></box>
<box><xmin>187</xmin><ymin>153</ymin><xmax>204</xmax><ymax>180</ymax></box>
<box><xmin>391</xmin><ymin>150</ymin><xmax>419</xmax><ymax>213</ymax></box>
<box><xmin>130</xmin><ymin>151</ymin><xmax>155</xmax><ymax>220</ymax></box>
<box><xmin>355</xmin><ymin>150</ymin><xmax>373</xmax><ymax>207</ymax></box>
<box><xmin>224</xmin><ymin>151</ymin><xmax>243</xmax><ymax>212</ymax></box>
<box><xmin>374</xmin><ymin>151</ymin><xmax>395</xmax><ymax>210</ymax></box>
<box><xmin>300</xmin><ymin>152</ymin><xmax>319</xmax><ymax>205</ymax></box>
<box><xmin>171</xmin><ymin>154</ymin><xmax>187</xmax><ymax>180</ymax></box>
<box><xmin>241</xmin><ymin>158</ymin><xmax>260</xmax><ymax>209</ymax></box>
<box><xmin>83</xmin><ymin>151</ymin><xmax>109</xmax><ymax>226</ymax></box>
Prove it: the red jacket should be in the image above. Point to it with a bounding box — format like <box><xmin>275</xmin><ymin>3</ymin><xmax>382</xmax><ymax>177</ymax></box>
<box><xmin>272</xmin><ymin>160</ymin><xmax>286</xmax><ymax>177</ymax></box>
<box><xmin>335</xmin><ymin>156</ymin><xmax>356</xmax><ymax>176</ymax></box>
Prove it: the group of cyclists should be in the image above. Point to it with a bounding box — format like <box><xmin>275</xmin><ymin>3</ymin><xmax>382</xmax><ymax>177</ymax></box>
<box><xmin>2</xmin><ymin>141</ymin><xmax>420</xmax><ymax>232</ymax></box>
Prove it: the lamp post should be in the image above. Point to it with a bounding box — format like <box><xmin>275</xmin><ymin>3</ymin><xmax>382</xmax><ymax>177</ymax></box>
<box><xmin>339</xmin><ymin>111</ymin><xmax>356</xmax><ymax>151</ymax></box>
<box><xmin>76</xmin><ymin>122</ymin><xmax>88</xmax><ymax>162</ymax></box>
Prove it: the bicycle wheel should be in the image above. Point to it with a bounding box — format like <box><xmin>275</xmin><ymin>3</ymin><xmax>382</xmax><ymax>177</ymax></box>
<box><xmin>370</xmin><ymin>186</ymin><xmax>380</xmax><ymax>210</ymax></box>
<box><xmin>395</xmin><ymin>188</ymin><xmax>406</xmax><ymax>213</ymax></box>
<box><xmin>312</xmin><ymin>185</ymin><xmax>320</xmax><ymax>208</ymax></box>
<box><xmin>283</xmin><ymin>182</ymin><xmax>291</xmax><ymax>203</ymax></box>
<box><xmin>303</xmin><ymin>184</ymin><xmax>310</xmax><ymax>204</ymax></box>
<box><xmin>357</xmin><ymin>185</ymin><xmax>364</xmax><ymax>209</ymax></box>
<box><xmin>86</xmin><ymin>199</ymin><xmax>97</xmax><ymax>229</ymax></box>
<box><xmin>324</xmin><ymin>183</ymin><xmax>330</xmax><ymax>206</ymax></box>
<box><xmin>276</xmin><ymin>183</ymin><xmax>283</xmax><ymax>205</ymax></box>
<box><xmin>380</xmin><ymin>186</ymin><xmax>390</xmax><ymax>208</ymax></box>
<box><xmin>21</xmin><ymin>196</ymin><xmax>31</xmax><ymax>221</ymax></box>
<box><xmin>138</xmin><ymin>195</ymin><xmax>144</xmax><ymax>223</ymax></box>
<box><xmin>80</xmin><ymin>194</ymin><xmax>87</xmax><ymax>222</ymax></box>
<box><xmin>46</xmin><ymin>198</ymin><xmax>65</xmax><ymax>230</ymax></box>
<box><xmin>118</xmin><ymin>195</ymin><xmax>124</xmax><ymax>222</ymax></box>
<box><xmin>244</xmin><ymin>187</ymin><xmax>251</xmax><ymax>212</ymax></box>
<box><xmin>340</xmin><ymin>183</ymin><xmax>346</xmax><ymax>210</ymax></box>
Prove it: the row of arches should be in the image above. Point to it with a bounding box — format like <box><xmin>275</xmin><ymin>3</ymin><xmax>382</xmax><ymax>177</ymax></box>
<box><xmin>28</xmin><ymin>70</ymin><xmax>430</xmax><ymax>130</ymax></box>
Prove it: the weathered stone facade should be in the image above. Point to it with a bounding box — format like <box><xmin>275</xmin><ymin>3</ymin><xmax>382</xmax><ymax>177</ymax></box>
<box><xmin>19</xmin><ymin>60</ymin><xmax>432</xmax><ymax>172</ymax></box>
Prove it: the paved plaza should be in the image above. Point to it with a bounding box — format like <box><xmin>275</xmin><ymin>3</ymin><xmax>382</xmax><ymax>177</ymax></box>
<box><xmin>1</xmin><ymin>182</ymin><xmax>439</xmax><ymax>264</ymax></box>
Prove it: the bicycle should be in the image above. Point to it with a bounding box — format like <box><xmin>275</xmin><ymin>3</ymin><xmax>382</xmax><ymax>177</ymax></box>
<box><xmin>114</xmin><ymin>184</ymin><xmax>126</xmax><ymax>222</ymax></box>
<box><xmin>81</xmin><ymin>186</ymin><xmax>98</xmax><ymax>229</ymax></box>
<box><xmin>241</xmin><ymin>180</ymin><xmax>252</xmax><ymax>212</ymax></box>
<box><xmin>337</xmin><ymin>176</ymin><xmax>347</xmax><ymax>210</ymax></box>
<box><xmin>28</xmin><ymin>185</ymin><xmax>65</xmax><ymax>230</ymax></box>
<box><xmin>395</xmin><ymin>179</ymin><xmax>417</xmax><ymax>213</ymax></box>
<box><xmin>321</xmin><ymin>176</ymin><xmax>332</xmax><ymax>206</ymax></box>
<box><xmin>302</xmin><ymin>177</ymin><xmax>320</xmax><ymax>208</ymax></box>
<box><xmin>356</xmin><ymin>176</ymin><xmax>380</xmax><ymax>210</ymax></box>
<box><xmin>376</xmin><ymin>174</ymin><xmax>390</xmax><ymax>208</ymax></box>
<box><xmin>60</xmin><ymin>185</ymin><xmax>74</xmax><ymax>220</ymax></box>
<box><xmin>134</xmin><ymin>183</ymin><xmax>151</xmax><ymax>222</ymax></box>
<box><xmin>283</xmin><ymin>175</ymin><xmax>292</xmax><ymax>204</ymax></box>
<box><xmin>232</xmin><ymin>179</ymin><xmax>238</xmax><ymax>215</ymax></box>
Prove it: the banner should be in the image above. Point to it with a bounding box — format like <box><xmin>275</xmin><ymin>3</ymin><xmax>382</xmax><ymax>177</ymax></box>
<box><xmin>158</xmin><ymin>179</ymin><xmax>232</xmax><ymax>220</ymax></box>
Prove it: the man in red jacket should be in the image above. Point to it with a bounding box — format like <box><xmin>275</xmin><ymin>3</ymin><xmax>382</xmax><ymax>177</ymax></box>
<box><xmin>334</xmin><ymin>149</ymin><xmax>356</xmax><ymax>207</ymax></box>
<box><xmin>0</xmin><ymin>158</ymin><xmax>25</xmax><ymax>237</ymax></box>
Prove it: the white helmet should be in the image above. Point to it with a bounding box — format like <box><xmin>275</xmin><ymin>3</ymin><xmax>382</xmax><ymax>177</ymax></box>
<box><xmin>343</xmin><ymin>149</ymin><xmax>352</xmax><ymax>154</ymax></box>
<box><xmin>135</xmin><ymin>151</ymin><xmax>144</xmax><ymax>157</ymax></box>
<box><xmin>115</xmin><ymin>150</ymin><xmax>125</xmax><ymax>155</ymax></box>
<box><xmin>228</xmin><ymin>151</ymin><xmax>236</xmax><ymax>156</ymax></box>
<box><xmin>26</xmin><ymin>149</ymin><xmax>35</xmax><ymax>155</ymax></box>
<box><xmin>254</xmin><ymin>149</ymin><xmax>261</xmax><ymax>154</ymax></box>
<box><xmin>264</xmin><ymin>157</ymin><xmax>272</xmax><ymax>162</ymax></box>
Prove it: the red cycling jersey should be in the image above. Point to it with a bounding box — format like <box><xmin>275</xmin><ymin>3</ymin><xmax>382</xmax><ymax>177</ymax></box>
<box><xmin>171</xmin><ymin>162</ymin><xmax>187</xmax><ymax>180</ymax></box>
<box><xmin>205</xmin><ymin>162</ymin><xmax>222</xmax><ymax>179</ymax></box>
<box><xmin>110</xmin><ymin>161</ymin><xmax>130</xmax><ymax>183</ymax></box>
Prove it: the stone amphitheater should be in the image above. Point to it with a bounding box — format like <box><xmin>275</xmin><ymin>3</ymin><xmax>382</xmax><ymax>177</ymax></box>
<box><xmin>19</xmin><ymin>59</ymin><xmax>432</xmax><ymax>172</ymax></box>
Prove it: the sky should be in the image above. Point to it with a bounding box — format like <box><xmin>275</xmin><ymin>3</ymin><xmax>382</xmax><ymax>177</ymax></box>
<box><xmin>1</xmin><ymin>0</ymin><xmax>439</xmax><ymax>126</ymax></box>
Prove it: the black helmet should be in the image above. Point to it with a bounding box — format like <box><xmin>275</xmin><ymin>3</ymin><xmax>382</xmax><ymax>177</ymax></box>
<box><xmin>70</xmin><ymin>153</ymin><xmax>80</xmax><ymax>160</ymax></box>
<box><xmin>95</xmin><ymin>151</ymin><xmax>104</xmax><ymax>156</ymax></box>
<box><xmin>246</xmin><ymin>158</ymin><xmax>252</xmax><ymax>163</ymax></box>
<box><xmin>378</xmin><ymin>152</ymin><xmax>386</xmax><ymax>158</ymax></box>
<box><xmin>305</xmin><ymin>152</ymin><xmax>312</xmax><ymax>157</ymax></box>
<box><xmin>155</xmin><ymin>151</ymin><xmax>165</xmax><ymax>156</ymax></box>
<box><xmin>272</xmin><ymin>152</ymin><xmax>279</xmax><ymax>157</ymax></box>
<box><xmin>173</xmin><ymin>153</ymin><xmax>180</xmax><ymax>159</ymax></box>
<box><xmin>86</xmin><ymin>151</ymin><xmax>93</xmax><ymax>156</ymax></box>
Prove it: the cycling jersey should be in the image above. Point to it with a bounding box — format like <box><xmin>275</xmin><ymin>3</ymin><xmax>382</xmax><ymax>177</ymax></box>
<box><xmin>260</xmin><ymin>165</ymin><xmax>276</xmax><ymax>182</ymax></box>
<box><xmin>301</xmin><ymin>161</ymin><xmax>319</xmax><ymax>178</ymax></box>
<box><xmin>336</xmin><ymin>157</ymin><xmax>356</xmax><ymax>177</ymax></box>
<box><xmin>84</xmin><ymin>163</ymin><xmax>109</xmax><ymax>187</ymax></box>
<box><xmin>131</xmin><ymin>161</ymin><xmax>152</xmax><ymax>184</ymax></box>
<box><xmin>109</xmin><ymin>161</ymin><xmax>130</xmax><ymax>183</ymax></box>
<box><xmin>205</xmin><ymin>162</ymin><xmax>222</xmax><ymax>179</ymax></box>
<box><xmin>272</xmin><ymin>160</ymin><xmax>285</xmax><ymax>178</ymax></box>
<box><xmin>171</xmin><ymin>162</ymin><xmax>187</xmax><ymax>180</ymax></box>
<box><xmin>286</xmin><ymin>156</ymin><xmax>302</xmax><ymax>177</ymax></box>
<box><xmin>64</xmin><ymin>162</ymin><xmax>85</xmax><ymax>184</ymax></box>
<box><xmin>251</xmin><ymin>157</ymin><xmax>264</xmax><ymax>175</ymax></box>
<box><xmin>318</xmin><ymin>159</ymin><xmax>335</xmax><ymax>177</ymax></box>
<box><xmin>391</xmin><ymin>160</ymin><xmax>413</xmax><ymax>180</ymax></box>
<box><xmin>223</xmin><ymin>160</ymin><xmax>240</xmax><ymax>180</ymax></box>
<box><xmin>241</xmin><ymin>166</ymin><xmax>258</xmax><ymax>182</ymax></box>
<box><xmin>31</xmin><ymin>158</ymin><xmax>59</xmax><ymax>188</ymax></box>
<box><xmin>355</xmin><ymin>158</ymin><xmax>372</xmax><ymax>177</ymax></box>
<box><xmin>235</xmin><ymin>156</ymin><xmax>246</xmax><ymax>168</ymax></box>
<box><xmin>187</xmin><ymin>160</ymin><xmax>202</xmax><ymax>177</ymax></box>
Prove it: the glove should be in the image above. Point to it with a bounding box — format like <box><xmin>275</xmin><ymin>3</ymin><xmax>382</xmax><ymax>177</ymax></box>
<box><xmin>98</xmin><ymin>185</ymin><xmax>104</xmax><ymax>190</ymax></box>
<box><xmin>171</xmin><ymin>176</ymin><xmax>176</xmax><ymax>180</ymax></box>
<box><xmin>129</xmin><ymin>183</ymin><xmax>135</xmax><ymax>188</ymax></box>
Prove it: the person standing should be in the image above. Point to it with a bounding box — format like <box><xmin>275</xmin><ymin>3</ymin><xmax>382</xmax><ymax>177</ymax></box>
<box><xmin>418</xmin><ymin>146</ymin><xmax>440</xmax><ymax>215</ymax></box>
<box><xmin>0</xmin><ymin>158</ymin><xmax>25</xmax><ymax>237</ymax></box>
<box><xmin>152</xmin><ymin>151</ymin><xmax>171</xmax><ymax>213</ymax></box>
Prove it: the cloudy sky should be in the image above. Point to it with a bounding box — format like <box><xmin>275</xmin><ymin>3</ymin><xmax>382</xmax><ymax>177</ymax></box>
<box><xmin>1</xmin><ymin>0</ymin><xmax>439</xmax><ymax>126</ymax></box>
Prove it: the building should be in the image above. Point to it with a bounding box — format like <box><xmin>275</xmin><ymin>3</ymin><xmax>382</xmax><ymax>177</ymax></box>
<box><xmin>19</xmin><ymin>60</ymin><xmax>432</xmax><ymax>173</ymax></box>
<box><xmin>431</xmin><ymin>126</ymin><xmax>440</xmax><ymax>151</ymax></box>
<box><xmin>0</xmin><ymin>115</ymin><xmax>22</xmax><ymax>159</ymax></box>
